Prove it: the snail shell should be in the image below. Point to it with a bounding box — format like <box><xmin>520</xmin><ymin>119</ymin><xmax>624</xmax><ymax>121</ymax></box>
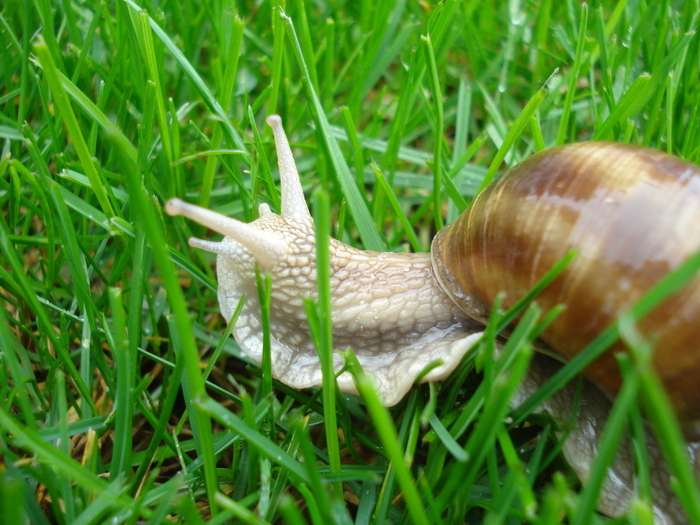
<box><xmin>432</xmin><ymin>142</ymin><xmax>700</xmax><ymax>424</ymax></box>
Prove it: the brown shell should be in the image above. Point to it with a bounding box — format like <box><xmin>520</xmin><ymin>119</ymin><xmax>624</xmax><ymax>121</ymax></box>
<box><xmin>432</xmin><ymin>142</ymin><xmax>700</xmax><ymax>422</ymax></box>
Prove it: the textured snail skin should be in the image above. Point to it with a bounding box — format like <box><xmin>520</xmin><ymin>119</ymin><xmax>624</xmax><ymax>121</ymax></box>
<box><xmin>432</xmin><ymin>142</ymin><xmax>700</xmax><ymax>424</ymax></box>
<box><xmin>165</xmin><ymin>115</ymin><xmax>484</xmax><ymax>405</ymax></box>
<box><xmin>165</xmin><ymin>115</ymin><xmax>700</xmax><ymax>523</ymax></box>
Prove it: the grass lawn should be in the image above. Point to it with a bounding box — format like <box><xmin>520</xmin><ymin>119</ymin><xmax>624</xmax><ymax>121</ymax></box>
<box><xmin>1</xmin><ymin>0</ymin><xmax>699</xmax><ymax>523</ymax></box>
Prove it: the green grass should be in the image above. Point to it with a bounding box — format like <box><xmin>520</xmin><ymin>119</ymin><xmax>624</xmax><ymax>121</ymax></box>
<box><xmin>1</xmin><ymin>0</ymin><xmax>699</xmax><ymax>523</ymax></box>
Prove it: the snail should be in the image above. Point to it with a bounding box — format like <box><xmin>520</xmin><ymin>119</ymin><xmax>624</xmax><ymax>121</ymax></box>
<box><xmin>166</xmin><ymin>115</ymin><xmax>700</xmax><ymax>523</ymax></box>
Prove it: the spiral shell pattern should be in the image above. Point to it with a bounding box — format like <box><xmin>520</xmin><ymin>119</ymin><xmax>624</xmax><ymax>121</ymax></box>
<box><xmin>432</xmin><ymin>142</ymin><xmax>700</xmax><ymax>422</ymax></box>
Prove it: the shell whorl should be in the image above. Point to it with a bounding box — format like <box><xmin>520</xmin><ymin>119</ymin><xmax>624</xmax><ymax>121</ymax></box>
<box><xmin>432</xmin><ymin>141</ymin><xmax>700</xmax><ymax>421</ymax></box>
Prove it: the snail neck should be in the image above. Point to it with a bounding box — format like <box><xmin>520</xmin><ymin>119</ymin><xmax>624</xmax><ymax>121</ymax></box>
<box><xmin>321</xmin><ymin>240</ymin><xmax>483</xmax><ymax>404</ymax></box>
<box><xmin>329</xmin><ymin>241</ymin><xmax>468</xmax><ymax>344</ymax></box>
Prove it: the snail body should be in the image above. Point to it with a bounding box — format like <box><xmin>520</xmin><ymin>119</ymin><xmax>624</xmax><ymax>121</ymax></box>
<box><xmin>166</xmin><ymin>115</ymin><xmax>700</xmax><ymax>523</ymax></box>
